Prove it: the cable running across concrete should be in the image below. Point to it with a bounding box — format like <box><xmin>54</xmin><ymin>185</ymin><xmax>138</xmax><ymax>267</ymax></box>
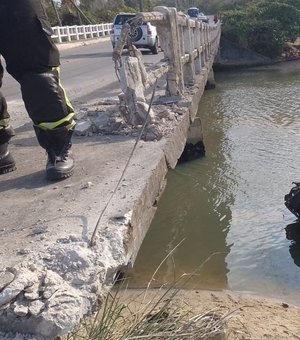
<box><xmin>89</xmin><ymin>82</ymin><xmax>158</xmax><ymax>247</ymax></box>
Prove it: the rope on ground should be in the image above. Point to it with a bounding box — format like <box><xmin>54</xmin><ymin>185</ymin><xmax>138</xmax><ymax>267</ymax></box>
<box><xmin>89</xmin><ymin>81</ymin><xmax>157</xmax><ymax>247</ymax></box>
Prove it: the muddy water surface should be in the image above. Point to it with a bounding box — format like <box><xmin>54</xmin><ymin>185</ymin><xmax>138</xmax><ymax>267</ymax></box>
<box><xmin>129</xmin><ymin>60</ymin><xmax>300</xmax><ymax>306</ymax></box>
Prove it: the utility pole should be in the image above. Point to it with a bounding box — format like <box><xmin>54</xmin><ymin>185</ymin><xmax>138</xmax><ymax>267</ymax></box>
<box><xmin>50</xmin><ymin>0</ymin><xmax>62</xmax><ymax>26</ymax></box>
<box><xmin>139</xmin><ymin>0</ymin><xmax>143</xmax><ymax>12</ymax></box>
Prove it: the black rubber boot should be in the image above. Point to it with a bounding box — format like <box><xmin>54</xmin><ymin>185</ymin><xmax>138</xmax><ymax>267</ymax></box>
<box><xmin>34</xmin><ymin>126</ymin><xmax>74</xmax><ymax>180</ymax></box>
<box><xmin>0</xmin><ymin>126</ymin><xmax>16</xmax><ymax>175</ymax></box>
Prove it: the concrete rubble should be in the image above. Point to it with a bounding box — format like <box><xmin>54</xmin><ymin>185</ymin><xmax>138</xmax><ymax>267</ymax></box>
<box><xmin>0</xmin><ymin>48</ymin><xmax>214</xmax><ymax>339</ymax></box>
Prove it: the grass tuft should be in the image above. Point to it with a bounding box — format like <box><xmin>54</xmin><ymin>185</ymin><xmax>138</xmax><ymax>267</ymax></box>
<box><xmin>67</xmin><ymin>285</ymin><xmax>229</xmax><ymax>340</ymax></box>
<box><xmin>67</xmin><ymin>247</ymin><xmax>232</xmax><ymax>340</ymax></box>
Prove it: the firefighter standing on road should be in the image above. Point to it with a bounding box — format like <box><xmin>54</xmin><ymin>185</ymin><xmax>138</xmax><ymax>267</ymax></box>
<box><xmin>0</xmin><ymin>0</ymin><xmax>76</xmax><ymax>180</ymax></box>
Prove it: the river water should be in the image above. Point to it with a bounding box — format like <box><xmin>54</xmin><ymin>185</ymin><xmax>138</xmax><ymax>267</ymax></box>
<box><xmin>129</xmin><ymin>60</ymin><xmax>300</xmax><ymax>306</ymax></box>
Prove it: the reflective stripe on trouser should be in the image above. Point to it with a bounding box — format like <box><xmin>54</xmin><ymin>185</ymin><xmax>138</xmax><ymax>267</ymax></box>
<box><xmin>0</xmin><ymin>119</ymin><xmax>9</xmax><ymax>129</ymax></box>
<box><xmin>36</xmin><ymin>67</ymin><xmax>75</xmax><ymax>130</ymax></box>
<box><xmin>19</xmin><ymin>67</ymin><xmax>76</xmax><ymax>131</ymax></box>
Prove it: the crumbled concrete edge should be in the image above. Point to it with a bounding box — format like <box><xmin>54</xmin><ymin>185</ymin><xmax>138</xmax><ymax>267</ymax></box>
<box><xmin>0</xmin><ymin>231</ymin><xmax>123</xmax><ymax>338</ymax></box>
<box><xmin>73</xmin><ymin>96</ymin><xmax>187</xmax><ymax>143</ymax></box>
<box><xmin>0</xmin><ymin>65</ymin><xmax>212</xmax><ymax>339</ymax></box>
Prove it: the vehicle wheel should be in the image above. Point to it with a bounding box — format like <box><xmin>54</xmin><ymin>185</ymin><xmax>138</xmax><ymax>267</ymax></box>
<box><xmin>129</xmin><ymin>27</ymin><xmax>143</xmax><ymax>42</ymax></box>
<box><xmin>150</xmin><ymin>38</ymin><xmax>159</xmax><ymax>55</ymax></box>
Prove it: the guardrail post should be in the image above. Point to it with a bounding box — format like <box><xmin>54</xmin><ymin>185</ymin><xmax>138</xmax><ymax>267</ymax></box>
<box><xmin>194</xmin><ymin>20</ymin><xmax>202</xmax><ymax>73</ymax></box>
<box><xmin>183</xmin><ymin>17</ymin><xmax>195</xmax><ymax>85</ymax></box>
<box><xmin>210</xmin><ymin>27</ymin><xmax>215</xmax><ymax>52</ymax></box>
<box><xmin>154</xmin><ymin>6</ymin><xmax>184</xmax><ymax>96</ymax></box>
<box><xmin>213</xmin><ymin>26</ymin><xmax>217</xmax><ymax>51</ymax></box>
<box><xmin>57</xmin><ymin>28</ymin><xmax>61</xmax><ymax>43</ymax></box>
<box><xmin>208</xmin><ymin>27</ymin><xmax>212</xmax><ymax>55</ymax></box>
<box><xmin>75</xmin><ymin>26</ymin><xmax>79</xmax><ymax>40</ymax></box>
<box><xmin>102</xmin><ymin>24</ymin><xmax>106</xmax><ymax>36</ymax></box>
<box><xmin>199</xmin><ymin>23</ymin><xmax>205</xmax><ymax>66</ymax></box>
<box><xmin>66</xmin><ymin>26</ymin><xmax>71</xmax><ymax>42</ymax></box>
<box><xmin>119</xmin><ymin>51</ymin><xmax>154</xmax><ymax>126</ymax></box>
<box><xmin>204</xmin><ymin>25</ymin><xmax>209</xmax><ymax>61</ymax></box>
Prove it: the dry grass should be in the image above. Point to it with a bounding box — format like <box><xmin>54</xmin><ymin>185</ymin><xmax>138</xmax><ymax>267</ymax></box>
<box><xmin>67</xmin><ymin>284</ymin><xmax>229</xmax><ymax>340</ymax></box>
<box><xmin>67</xmin><ymin>248</ymin><xmax>231</xmax><ymax>340</ymax></box>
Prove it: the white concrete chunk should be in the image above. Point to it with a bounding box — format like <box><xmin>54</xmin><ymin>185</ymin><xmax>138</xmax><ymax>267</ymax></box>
<box><xmin>74</xmin><ymin>121</ymin><xmax>92</xmax><ymax>136</ymax></box>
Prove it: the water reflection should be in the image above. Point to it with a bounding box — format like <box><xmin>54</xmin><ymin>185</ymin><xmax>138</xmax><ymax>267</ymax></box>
<box><xmin>129</xmin><ymin>81</ymin><xmax>236</xmax><ymax>290</ymax></box>
<box><xmin>286</xmin><ymin>221</ymin><xmax>300</xmax><ymax>267</ymax></box>
<box><xmin>128</xmin><ymin>162</ymin><xmax>233</xmax><ymax>290</ymax></box>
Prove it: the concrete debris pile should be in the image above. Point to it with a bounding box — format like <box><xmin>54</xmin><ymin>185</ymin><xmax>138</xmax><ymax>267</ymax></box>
<box><xmin>0</xmin><ymin>213</ymin><xmax>132</xmax><ymax>338</ymax></box>
<box><xmin>74</xmin><ymin>97</ymin><xmax>189</xmax><ymax>142</ymax></box>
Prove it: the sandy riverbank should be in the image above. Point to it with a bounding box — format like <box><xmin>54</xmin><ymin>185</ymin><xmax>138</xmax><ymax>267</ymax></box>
<box><xmin>119</xmin><ymin>288</ymin><xmax>300</xmax><ymax>339</ymax></box>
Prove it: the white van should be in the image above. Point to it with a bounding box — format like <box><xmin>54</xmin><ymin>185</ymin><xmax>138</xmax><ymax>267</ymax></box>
<box><xmin>110</xmin><ymin>13</ymin><xmax>159</xmax><ymax>54</ymax></box>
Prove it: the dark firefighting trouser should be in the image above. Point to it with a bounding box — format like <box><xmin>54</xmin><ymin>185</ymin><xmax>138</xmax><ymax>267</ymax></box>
<box><xmin>0</xmin><ymin>0</ymin><xmax>75</xmax><ymax>132</ymax></box>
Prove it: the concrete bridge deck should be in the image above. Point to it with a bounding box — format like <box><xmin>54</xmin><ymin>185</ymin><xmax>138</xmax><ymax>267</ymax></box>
<box><xmin>0</xmin><ymin>8</ymin><xmax>220</xmax><ymax>337</ymax></box>
<box><xmin>0</xmin><ymin>83</ymin><xmax>207</xmax><ymax>338</ymax></box>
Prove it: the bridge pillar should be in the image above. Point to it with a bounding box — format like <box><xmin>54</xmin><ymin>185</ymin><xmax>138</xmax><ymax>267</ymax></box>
<box><xmin>205</xmin><ymin>68</ymin><xmax>216</xmax><ymax>90</ymax></box>
<box><xmin>179</xmin><ymin>117</ymin><xmax>205</xmax><ymax>162</ymax></box>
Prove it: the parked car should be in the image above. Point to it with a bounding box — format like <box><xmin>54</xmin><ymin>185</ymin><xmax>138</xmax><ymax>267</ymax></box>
<box><xmin>110</xmin><ymin>13</ymin><xmax>159</xmax><ymax>54</ymax></box>
<box><xmin>198</xmin><ymin>12</ymin><xmax>209</xmax><ymax>24</ymax></box>
<box><xmin>187</xmin><ymin>7</ymin><xmax>200</xmax><ymax>19</ymax></box>
<box><xmin>187</xmin><ymin>7</ymin><xmax>209</xmax><ymax>24</ymax></box>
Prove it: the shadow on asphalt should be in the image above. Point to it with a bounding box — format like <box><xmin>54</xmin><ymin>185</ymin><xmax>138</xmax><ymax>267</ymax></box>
<box><xmin>60</xmin><ymin>51</ymin><xmax>113</xmax><ymax>60</ymax></box>
<box><xmin>0</xmin><ymin>170</ymin><xmax>52</xmax><ymax>192</ymax></box>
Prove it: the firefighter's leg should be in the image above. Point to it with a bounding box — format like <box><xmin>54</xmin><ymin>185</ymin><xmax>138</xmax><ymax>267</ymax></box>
<box><xmin>0</xmin><ymin>59</ymin><xmax>16</xmax><ymax>174</ymax></box>
<box><xmin>33</xmin><ymin>125</ymin><xmax>74</xmax><ymax>180</ymax></box>
<box><xmin>0</xmin><ymin>120</ymin><xmax>16</xmax><ymax>175</ymax></box>
<box><xmin>19</xmin><ymin>67</ymin><xmax>76</xmax><ymax>180</ymax></box>
<box><xmin>0</xmin><ymin>0</ymin><xmax>76</xmax><ymax>180</ymax></box>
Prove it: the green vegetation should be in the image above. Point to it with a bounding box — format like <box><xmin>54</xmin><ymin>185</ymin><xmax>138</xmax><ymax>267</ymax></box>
<box><xmin>221</xmin><ymin>0</ymin><xmax>300</xmax><ymax>59</ymax></box>
<box><xmin>44</xmin><ymin>0</ymin><xmax>136</xmax><ymax>25</ymax></box>
<box><xmin>45</xmin><ymin>0</ymin><xmax>300</xmax><ymax>60</ymax></box>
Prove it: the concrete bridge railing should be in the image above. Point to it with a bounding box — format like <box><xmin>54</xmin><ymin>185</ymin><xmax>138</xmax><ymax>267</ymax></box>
<box><xmin>113</xmin><ymin>6</ymin><xmax>221</xmax><ymax>125</ymax></box>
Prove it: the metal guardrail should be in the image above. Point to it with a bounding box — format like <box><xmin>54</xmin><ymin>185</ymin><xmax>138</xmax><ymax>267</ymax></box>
<box><xmin>51</xmin><ymin>23</ymin><xmax>112</xmax><ymax>43</ymax></box>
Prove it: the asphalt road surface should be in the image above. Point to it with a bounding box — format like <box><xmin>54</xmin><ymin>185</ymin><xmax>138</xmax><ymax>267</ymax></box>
<box><xmin>1</xmin><ymin>38</ymin><xmax>163</xmax><ymax>129</ymax></box>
